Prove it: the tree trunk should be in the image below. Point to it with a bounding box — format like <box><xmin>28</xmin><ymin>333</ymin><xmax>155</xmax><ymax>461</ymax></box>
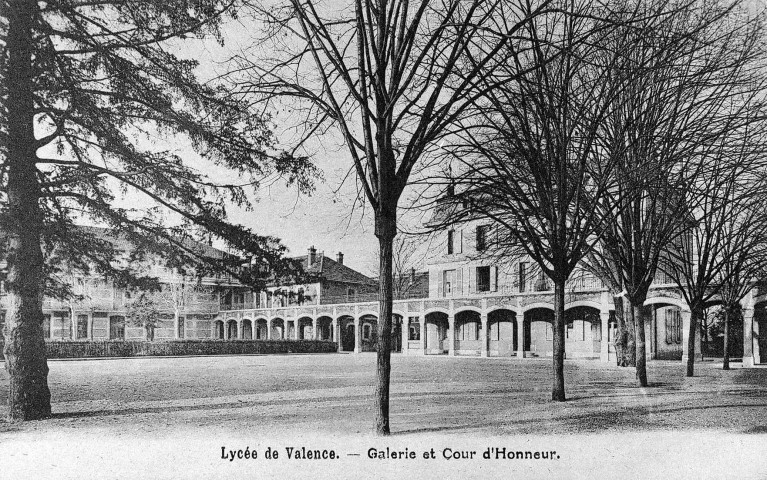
<box><xmin>552</xmin><ymin>279</ymin><xmax>566</xmax><ymax>401</ymax></box>
<box><xmin>614</xmin><ymin>296</ymin><xmax>636</xmax><ymax>367</ymax></box>
<box><xmin>686</xmin><ymin>305</ymin><xmax>704</xmax><ymax>377</ymax></box>
<box><xmin>374</xmin><ymin>224</ymin><xmax>395</xmax><ymax>435</ymax></box>
<box><xmin>634</xmin><ymin>304</ymin><xmax>649</xmax><ymax>387</ymax></box>
<box><xmin>722</xmin><ymin>305</ymin><xmax>730</xmax><ymax>371</ymax></box>
<box><xmin>4</xmin><ymin>0</ymin><xmax>53</xmax><ymax>421</ymax></box>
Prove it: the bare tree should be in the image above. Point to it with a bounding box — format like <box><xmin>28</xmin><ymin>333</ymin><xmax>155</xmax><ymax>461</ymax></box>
<box><xmin>588</xmin><ymin>0</ymin><xmax>764</xmax><ymax>385</ymax></box>
<box><xmin>233</xmin><ymin>0</ymin><xmax>553</xmax><ymax>433</ymax></box>
<box><xmin>662</xmin><ymin>148</ymin><xmax>767</xmax><ymax>375</ymax></box>
<box><xmin>369</xmin><ymin>234</ymin><xmax>423</xmax><ymax>298</ymax></box>
<box><xmin>445</xmin><ymin>0</ymin><xmax>630</xmax><ymax>401</ymax></box>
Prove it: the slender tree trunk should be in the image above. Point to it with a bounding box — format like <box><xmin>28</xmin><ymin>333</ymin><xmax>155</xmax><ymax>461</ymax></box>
<box><xmin>634</xmin><ymin>303</ymin><xmax>649</xmax><ymax>387</ymax></box>
<box><xmin>4</xmin><ymin>0</ymin><xmax>53</xmax><ymax>421</ymax></box>
<box><xmin>723</xmin><ymin>305</ymin><xmax>730</xmax><ymax>371</ymax></box>
<box><xmin>375</xmin><ymin>220</ymin><xmax>395</xmax><ymax>435</ymax></box>
<box><xmin>686</xmin><ymin>305</ymin><xmax>704</xmax><ymax>377</ymax></box>
<box><xmin>552</xmin><ymin>279</ymin><xmax>566</xmax><ymax>401</ymax></box>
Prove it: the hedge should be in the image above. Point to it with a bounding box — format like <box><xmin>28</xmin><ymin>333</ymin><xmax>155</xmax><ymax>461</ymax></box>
<box><xmin>31</xmin><ymin>339</ymin><xmax>338</xmax><ymax>359</ymax></box>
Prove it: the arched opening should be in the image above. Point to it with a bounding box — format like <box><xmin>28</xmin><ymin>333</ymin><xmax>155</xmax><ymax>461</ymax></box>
<box><xmin>488</xmin><ymin>309</ymin><xmax>518</xmax><ymax>356</ymax></box>
<box><xmin>214</xmin><ymin>320</ymin><xmax>225</xmax><ymax>340</ymax></box>
<box><xmin>425</xmin><ymin>312</ymin><xmax>448</xmax><ymax>355</ymax></box>
<box><xmin>297</xmin><ymin>316</ymin><xmax>314</xmax><ymax>340</ymax></box>
<box><xmin>317</xmin><ymin>316</ymin><xmax>333</xmax><ymax>341</ymax></box>
<box><xmin>648</xmin><ymin>303</ymin><xmax>684</xmax><ymax>360</ymax></box>
<box><xmin>271</xmin><ymin>318</ymin><xmax>285</xmax><ymax>340</ymax></box>
<box><xmin>360</xmin><ymin>315</ymin><xmax>378</xmax><ymax>352</ymax></box>
<box><xmin>526</xmin><ymin>308</ymin><xmax>554</xmax><ymax>357</ymax></box>
<box><xmin>338</xmin><ymin>315</ymin><xmax>355</xmax><ymax>352</ymax></box>
<box><xmin>242</xmin><ymin>319</ymin><xmax>253</xmax><ymax>340</ymax></box>
<box><xmin>455</xmin><ymin>310</ymin><xmax>481</xmax><ymax>356</ymax></box>
<box><xmin>255</xmin><ymin>319</ymin><xmax>268</xmax><ymax>340</ymax></box>
<box><xmin>752</xmin><ymin>302</ymin><xmax>767</xmax><ymax>364</ymax></box>
<box><xmin>391</xmin><ymin>314</ymin><xmax>403</xmax><ymax>352</ymax></box>
<box><xmin>564</xmin><ymin>306</ymin><xmax>601</xmax><ymax>359</ymax></box>
<box><xmin>227</xmin><ymin>319</ymin><xmax>238</xmax><ymax>340</ymax></box>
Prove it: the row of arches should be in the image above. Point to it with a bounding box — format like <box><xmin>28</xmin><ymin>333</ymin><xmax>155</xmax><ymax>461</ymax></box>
<box><xmin>415</xmin><ymin>301</ymin><xmax>688</xmax><ymax>360</ymax></box>
<box><xmin>208</xmin><ymin>298</ymin><xmax>690</xmax><ymax>360</ymax></box>
<box><xmin>417</xmin><ymin>307</ymin><xmax>606</xmax><ymax>357</ymax></box>
<box><xmin>211</xmin><ymin>314</ymin><xmax>404</xmax><ymax>353</ymax></box>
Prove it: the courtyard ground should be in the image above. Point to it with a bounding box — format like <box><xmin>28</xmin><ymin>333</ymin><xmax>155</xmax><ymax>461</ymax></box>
<box><xmin>1</xmin><ymin>353</ymin><xmax>766</xmax><ymax>479</ymax></box>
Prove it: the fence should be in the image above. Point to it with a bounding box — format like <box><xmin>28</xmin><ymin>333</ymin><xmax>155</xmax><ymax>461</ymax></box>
<box><xmin>6</xmin><ymin>339</ymin><xmax>338</xmax><ymax>360</ymax></box>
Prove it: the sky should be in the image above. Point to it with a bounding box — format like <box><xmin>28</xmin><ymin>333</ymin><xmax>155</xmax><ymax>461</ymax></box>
<box><xmin>157</xmin><ymin>9</ymin><xmax>419</xmax><ymax>276</ymax></box>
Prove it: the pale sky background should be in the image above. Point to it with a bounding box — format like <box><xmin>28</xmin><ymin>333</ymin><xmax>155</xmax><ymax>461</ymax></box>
<box><xmin>150</xmin><ymin>7</ymin><xmax>437</xmax><ymax>276</ymax></box>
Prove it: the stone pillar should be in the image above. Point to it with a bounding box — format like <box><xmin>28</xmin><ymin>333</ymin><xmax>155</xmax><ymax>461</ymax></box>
<box><xmin>335</xmin><ymin>320</ymin><xmax>342</xmax><ymax>352</ymax></box>
<box><xmin>266</xmin><ymin>320</ymin><xmax>272</xmax><ymax>340</ymax></box>
<box><xmin>87</xmin><ymin>312</ymin><xmax>94</xmax><ymax>340</ymax></box>
<box><xmin>419</xmin><ymin>316</ymin><xmax>426</xmax><ymax>355</ymax></box>
<box><xmin>448</xmin><ymin>314</ymin><xmax>456</xmax><ymax>356</ymax></box>
<box><xmin>743</xmin><ymin>308</ymin><xmax>755</xmax><ymax>367</ymax></box>
<box><xmin>312</xmin><ymin>318</ymin><xmax>318</xmax><ymax>340</ymax></box>
<box><xmin>402</xmin><ymin>317</ymin><xmax>410</xmax><ymax>355</ymax></box>
<box><xmin>70</xmin><ymin>309</ymin><xmax>76</xmax><ymax>339</ymax></box>
<box><xmin>516</xmin><ymin>314</ymin><xmax>525</xmax><ymax>358</ymax></box>
<box><xmin>600</xmin><ymin>311</ymin><xmax>610</xmax><ymax>363</ymax></box>
<box><xmin>354</xmin><ymin>317</ymin><xmax>362</xmax><ymax>354</ymax></box>
<box><xmin>681</xmin><ymin>310</ymin><xmax>703</xmax><ymax>362</ymax></box>
<box><xmin>480</xmin><ymin>313</ymin><xmax>489</xmax><ymax>357</ymax></box>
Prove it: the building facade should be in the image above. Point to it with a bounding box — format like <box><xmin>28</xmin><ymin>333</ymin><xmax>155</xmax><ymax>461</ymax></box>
<box><xmin>1</xmin><ymin>226</ymin><xmax>765</xmax><ymax>367</ymax></box>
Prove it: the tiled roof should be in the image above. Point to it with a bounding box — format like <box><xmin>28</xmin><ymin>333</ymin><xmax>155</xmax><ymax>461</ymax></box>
<box><xmin>294</xmin><ymin>254</ymin><xmax>377</xmax><ymax>286</ymax></box>
<box><xmin>75</xmin><ymin>225</ymin><xmax>229</xmax><ymax>259</ymax></box>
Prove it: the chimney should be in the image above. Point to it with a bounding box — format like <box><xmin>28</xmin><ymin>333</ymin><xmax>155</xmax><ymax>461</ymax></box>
<box><xmin>336</xmin><ymin>252</ymin><xmax>344</xmax><ymax>265</ymax></box>
<box><xmin>308</xmin><ymin>246</ymin><xmax>317</xmax><ymax>266</ymax></box>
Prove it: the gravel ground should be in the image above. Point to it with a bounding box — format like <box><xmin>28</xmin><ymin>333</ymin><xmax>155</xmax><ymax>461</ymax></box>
<box><xmin>1</xmin><ymin>354</ymin><xmax>766</xmax><ymax>479</ymax></box>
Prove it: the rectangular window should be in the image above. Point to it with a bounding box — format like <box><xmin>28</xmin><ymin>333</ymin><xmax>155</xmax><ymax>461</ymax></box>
<box><xmin>53</xmin><ymin>311</ymin><xmax>71</xmax><ymax>340</ymax></box>
<box><xmin>43</xmin><ymin>314</ymin><xmax>51</xmax><ymax>339</ymax></box>
<box><xmin>442</xmin><ymin>270</ymin><xmax>455</xmax><ymax>297</ymax></box>
<box><xmin>476</xmin><ymin>266</ymin><xmax>491</xmax><ymax>292</ymax></box>
<box><xmin>77</xmin><ymin>315</ymin><xmax>89</xmax><ymax>339</ymax></box>
<box><xmin>476</xmin><ymin>225</ymin><xmax>487</xmax><ymax>252</ymax></box>
<box><xmin>519</xmin><ymin>262</ymin><xmax>527</xmax><ymax>293</ymax></box>
<box><xmin>447</xmin><ymin>230</ymin><xmax>454</xmax><ymax>255</ymax></box>
<box><xmin>113</xmin><ymin>288</ymin><xmax>125</xmax><ymax>308</ymax></box>
<box><xmin>109</xmin><ymin>316</ymin><xmax>125</xmax><ymax>340</ymax></box>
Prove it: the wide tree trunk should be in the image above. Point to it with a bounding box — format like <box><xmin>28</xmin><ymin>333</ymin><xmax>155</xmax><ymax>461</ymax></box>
<box><xmin>633</xmin><ymin>303</ymin><xmax>650</xmax><ymax>387</ymax></box>
<box><xmin>613</xmin><ymin>296</ymin><xmax>636</xmax><ymax>367</ymax></box>
<box><xmin>722</xmin><ymin>305</ymin><xmax>730</xmax><ymax>371</ymax></box>
<box><xmin>552</xmin><ymin>279</ymin><xmax>566</xmax><ymax>401</ymax></box>
<box><xmin>686</xmin><ymin>305</ymin><xmax>704</xmax><ymax>377</ymax></box>
<box><xmin>4</xmin><ymin>0</ymin><xmax>53</xmax><ymax>421</ymax></box>
<box><xmin>374</xmin><ymin>220</ymin><xmax>395</xmax><ymax>435</ymax></box>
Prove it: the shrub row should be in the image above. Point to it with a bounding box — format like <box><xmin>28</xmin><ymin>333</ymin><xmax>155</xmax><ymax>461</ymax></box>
<box><xmin>35</xmin><ymin>339</ymin><xmax>337</xmax><ymax>359</ymax></box>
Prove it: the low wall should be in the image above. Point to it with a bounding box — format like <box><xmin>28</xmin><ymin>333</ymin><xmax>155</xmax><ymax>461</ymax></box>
<box><xmin>38</xmin><ymin>339</ymin><xmax>338</xmax><ymax>359</ymax></box>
